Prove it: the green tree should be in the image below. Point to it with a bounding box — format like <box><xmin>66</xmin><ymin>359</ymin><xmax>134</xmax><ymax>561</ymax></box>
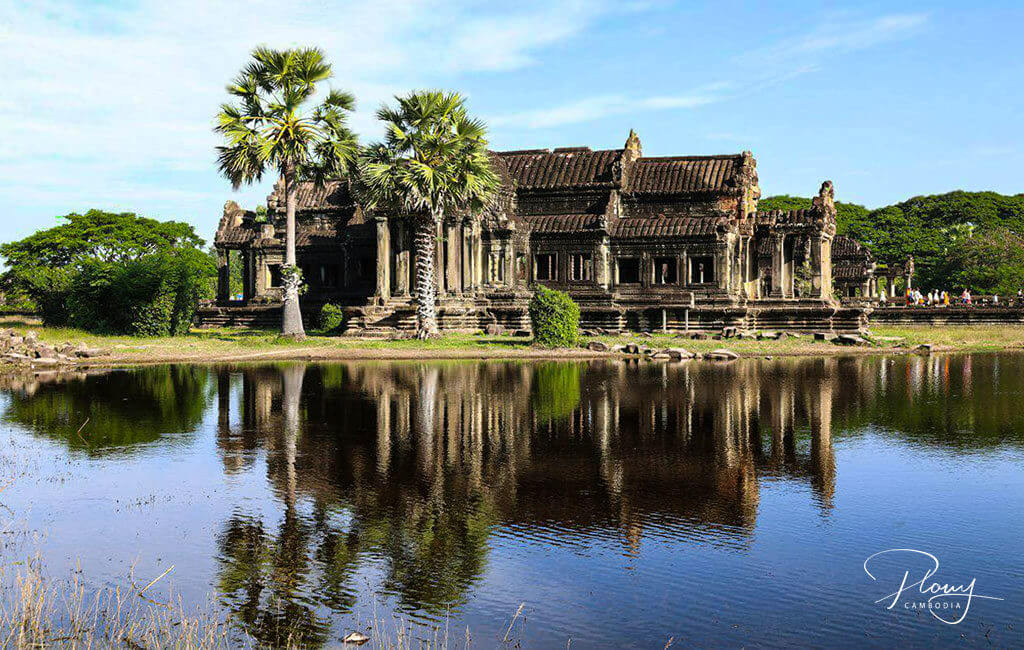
<box><xmin>939</xmin><ymin>227</ymin><xmax>1024</xmax><ymax>294</ymax></box>
<box><xmin>758</xmin><ymin>195</ymin><xmax>870</xmax><ymax>235</ymax></box>
<box><xmin>1</xmin><ymin>210</ymin><xmax>213</xmax><ymax>330</ymax></box>
<box><xmin>358</xmin><ymin>91</ymin><xmax>499</xmax><ymax>338</ymax></box>
<box><xmin>215</xmin><ymin>46</ymin><xmax>358</xmax><ymax>338</ymax></box>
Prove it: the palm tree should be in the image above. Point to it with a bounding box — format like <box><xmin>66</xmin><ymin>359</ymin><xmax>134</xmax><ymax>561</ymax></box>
<box><xmin>215</xmin><ymin>46</ymin><xmax>358</xmax><ymax>338</ymax></box>
<box><xmin>358</xmin><ymin>91</ymin><xmax>498</xmax><ymax>338</ymax></box>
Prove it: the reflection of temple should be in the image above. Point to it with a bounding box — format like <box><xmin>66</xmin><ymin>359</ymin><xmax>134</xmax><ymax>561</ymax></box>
<box><xmin>210</xmin><ymin>358</ymin><xmax>841</xmax><ymax>645</ymax></box>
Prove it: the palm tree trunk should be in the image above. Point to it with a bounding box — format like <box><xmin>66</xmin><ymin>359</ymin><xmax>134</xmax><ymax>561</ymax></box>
<box><xmin>413</xmin><ymin>213</ymin><xmax>440</xmax><ymax>338</ymax></box>
<box><xmin>282</xmin><ymin>160</ymin><xmax>306</xmax><ymax>338</ymax></box>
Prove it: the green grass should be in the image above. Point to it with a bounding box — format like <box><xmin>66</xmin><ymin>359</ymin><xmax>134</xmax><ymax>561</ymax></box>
<box><xmin>4</xmin><ymin>316</ymin><xmax>1024</xmax><ymax>363</ymax></box>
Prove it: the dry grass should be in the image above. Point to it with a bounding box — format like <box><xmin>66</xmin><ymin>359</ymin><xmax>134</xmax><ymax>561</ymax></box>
<box><xmin>0</xmin><ymin>559</ymin><xmax>256</xmax><ymax>649</ymax></box>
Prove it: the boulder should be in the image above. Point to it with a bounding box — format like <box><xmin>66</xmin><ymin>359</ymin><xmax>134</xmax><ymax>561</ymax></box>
<box><xmin>738</xmin><ymin>330</ymin><xmax>757</xmax><ymax>340</ymax></box>
<box><xmin>512</xmin><ymin>329</ymin><xmax>531</xmax><ymax>338</ymax></box>
<box><xmin>23</xmin><ymin>331</ymin><xmax>38</xmax><ymax>345</ymax></box>
<box><xmin>621</xmin><ymin>343</ymin><xmax>641</xmax><ymax>355</ymax></box>
<box><xmin>813</xmin><ymin>332</ymin><xmax>836</xmax><ymax>342</ymax></box>
<box><xmin>586</xmin><ymin>341</ymin><xmax>610</xmax><ymax>352</ymax></box>
<box><xmin>705</xmin><ymin>348</ymin><xmax>740</xmax><ymax>361</ymax></box>
<box><xmin>484</xmin><ymin>323</ymin><xmax>504</xmax><ymax>336</ymax></box>
<box><xmin>758</xmin><ymin>331</ymin><xmax>780</xmax><ymax>340</ymax></box>
<box><xmin>834</xmin><ymin>334</ymin><xmax>867</xmax><ymax>346</ymax></box>
<box><xmin>915</xmin><ymin>343</ymin><xmax>934</xmax><ymax>353</ymax></box>
<box><xmin>33</xmin><ymin>345</ymin><xmax>57</xmax><ymax>359</ymax></box>
<box><xmin>722</xmin><ymin>326</ymin><xmax>738</xmax><ymax>339</ymax></box>
<box><xmin>661</xmin><ymin>347</ymin><xmax>695</xmax><ymax>360</ymax></box>
<box><xmin>692</xmin><ymin>332</ymin><xmax>709</xmax><ymax>340</ymax></box>
<box><xmin>4</xmin><ymin>353</ymin><xmax>32</xmax><ymax>364</ymax></box>
<box><xmin>9</xmin><ymin>336</ymin><xmax>23</xmax><ymax>346</ymax></box>
<box><xmin>32</xmin><ymin>357</ymin><xmax>60</xmax><ymax>367</ymax></box>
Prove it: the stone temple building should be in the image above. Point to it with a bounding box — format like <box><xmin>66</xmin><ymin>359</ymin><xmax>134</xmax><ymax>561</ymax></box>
<box><xmin>202</xmin><ymin>131</ymin><xmax>868</xmax><ymax>332</ymax></box>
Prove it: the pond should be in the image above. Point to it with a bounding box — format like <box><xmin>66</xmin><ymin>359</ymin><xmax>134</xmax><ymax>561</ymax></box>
<box><xmin>1</xmin><ymin>355</ymin><xmax>1022</xmax><ymax>647</ymax></box>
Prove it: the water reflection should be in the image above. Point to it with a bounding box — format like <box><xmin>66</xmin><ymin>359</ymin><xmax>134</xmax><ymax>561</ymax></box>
<box><xmin>206</xmin><ymin>358</ymin><xmax>846</xmax><ymax>645</ymax></box>
<box><xmin>4</xmin><ymin>353</ymin><xmax>1024</xmax><ymax>646</ymax></box>
<box><xmin>0</xmin><ymin>365</ymin><xmax>209</xmax><ymax>452</ymax></box>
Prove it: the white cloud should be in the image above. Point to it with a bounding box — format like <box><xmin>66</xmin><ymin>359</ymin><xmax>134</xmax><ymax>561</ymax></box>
<box><xmin>740</xmin><ymin>13</ymin><xmax>929</xmax><ymax>67</ymax></box>
<box><xmin>0</xmin><ymin>0</ymin><xmax>626</xmax><ymax>234</ymax></box>
<box><xmin>489</xmin><ymin>87</ymin><xmax>727</xmax><ymax>129</ymax></box>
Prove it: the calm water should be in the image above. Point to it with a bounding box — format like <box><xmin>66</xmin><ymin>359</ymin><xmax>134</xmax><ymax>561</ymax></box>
<box><xmin>1</xmin><ymin>355</ymin><xmax>1023</xmax><ymax>647</ymax></box>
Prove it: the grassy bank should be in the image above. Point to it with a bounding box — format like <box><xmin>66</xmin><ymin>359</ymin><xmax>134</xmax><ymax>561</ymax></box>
<box><xmin>2</xmin><ymin>316</ymin><xmax>1024</xmax><ymax>366</ymax></box>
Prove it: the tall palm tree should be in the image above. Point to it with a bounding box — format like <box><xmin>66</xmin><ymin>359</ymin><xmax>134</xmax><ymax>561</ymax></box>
<box><xmin>358</xmin><ymin>91</ymin><xmax>498</xmax><ymax>338</ymax></box>
<box><xmin>215</xmin><ymin>46</ymin><xmax>358</xmax><ymax>338</ymax></box>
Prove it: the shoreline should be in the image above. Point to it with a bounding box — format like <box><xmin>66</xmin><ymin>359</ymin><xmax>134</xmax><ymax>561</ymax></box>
<box><xmin>2</xmin><ymin>317</ymin><xmax>1023</xmax><ymax>368</ymax></box>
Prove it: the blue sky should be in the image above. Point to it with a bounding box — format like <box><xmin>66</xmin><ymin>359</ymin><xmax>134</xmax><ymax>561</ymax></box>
<box><xmin>1</xmin><ymin>0</ymin><xmax>1021</xmax><ymax>243</ymax></box>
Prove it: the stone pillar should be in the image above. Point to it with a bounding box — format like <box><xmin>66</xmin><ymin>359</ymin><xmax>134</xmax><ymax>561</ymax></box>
<box><xmin>375</xmin><ymin>217</ymin><xmax>391</xmax><ymax>302</ymax></box>
<box><xmin>595</xmin><ymin>237</ymin><xmax>610</xmax><ymax>289</ymax></box>
<box><xmin>445</xmin><ymin>221</ymin><xmax>461</xmax><ymax>295</ymax></box>
<box><xmin>718</xmin><ymin>245</ymin><xmax>731</xmax><ymax>292</ymax></box>
<box><xmin>217</xmin><ymin>250</ymin><xmax>230</xmax><ymax>301</ymax></box>
<box><xmin>770</xmin><ymin>235</ymin><xmax>785</xmax><ymax>298</ymax></box>
<box><xmin>473</xmin><ymin>223</ymin><xmax>484</xmax><ymax>288</ymax></box>
<box><xmin>681</xmin><ymin>250</ymin><xmax>689</xmax><ymax>286</ymax></box>
<box><xmin>504</xmin><ymin>239</ymin><xmax>515</xmax><ymax>288</ymax></box>
<box><xmin>395</xmin><ymin>222</ymin><xmax>410</xmax><ymax>296</ymax></box>
<box><xmin>462</xmin><ymin>221</ymin><xmax>473</xmax><ymax>292</ymax></box>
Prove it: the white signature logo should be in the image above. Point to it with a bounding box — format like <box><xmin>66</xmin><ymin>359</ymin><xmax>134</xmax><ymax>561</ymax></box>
<box><xmin>863</xmin><ymin>549</ymin><xmax>1003</xmax><ymax>625</ymax></box>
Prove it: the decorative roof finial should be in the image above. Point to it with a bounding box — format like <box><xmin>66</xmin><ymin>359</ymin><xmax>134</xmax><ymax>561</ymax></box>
<box><xmin>624</xmin><ymin>129</ymin><xmax>642</xmax><ymax>158</ymax></box>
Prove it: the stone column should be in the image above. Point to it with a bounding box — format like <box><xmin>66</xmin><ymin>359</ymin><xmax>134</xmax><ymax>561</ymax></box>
<box><xmin>718</xmin><ymin>244</ymin><xmax>731</xmax><ymax>292</ymax></box>
<box><xmin>462</xmin><ymin>221</ymin><xmax>473</xmax><ymax>292</ymax></box>
<box><xmin>446</xmin><ymin>221</ymin><xmax>461</xmax><ymax>296</ymax></box>
<box><xmin>595</xmin><ymin>237</ymin><xmax>610</xmax><ymax>289</ymax></box>
<box><xmin>395</xmin><ymin>222</ymin><xmax>410</xmax><ymax>296</ymax></box>
<box><xmin>770</xmin><ymin>235</ymin><xmax>785</xmax><ymax>298</ymax></box>
<box><xmin>504</xmin><ymin>239</ymin><xmax>515</xmax><ymax>288</ymax></box>
<box><xmin>375</xmin><ymin>217</ymin><xmax>391</xmax><ymax>302</ymax></box>
<box><xmin>473</xmin><ymin>223</ymin><xmax>484</xmax><ymax>288</ymax></box>
<box><xmin>217</xmin><ymin>250</ymin><xmax>230</xmax><ymax>301</ymax></box>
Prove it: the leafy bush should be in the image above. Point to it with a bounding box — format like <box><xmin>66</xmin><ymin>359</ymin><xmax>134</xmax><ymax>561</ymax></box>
<box><xmin>318</xmin><ymin>303</ymin><xmax>345</xmax><ymax>333</ymax></box>
<box><xmin>1</xmin><ymin>210</ymin><xmax>214</xmax><ymax>336</ymax></box>
<box><xmin>67</xmin><ymin>250</ymin><xmax>214</xmax><ymax>336</ymax></box>
<box><xmin>529</xmin><ymin>286</ymin><xmax>580</xmax><ymax>348</ymax></box>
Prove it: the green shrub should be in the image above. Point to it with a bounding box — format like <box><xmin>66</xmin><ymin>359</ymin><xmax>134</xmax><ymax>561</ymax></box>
<box><xmin>63</xmin><ymin>250</ymin><xmax>214</xmax><ymax>336</ymax></box>
<box><xmin>528</xmin><ymin>286</ymin><xmax>580</xmax><ymax>348</ymax></box>
<box><xmin>319</xmin><ymin>303</ymin><xmax>345</xmax><ymax>333</ymax></box>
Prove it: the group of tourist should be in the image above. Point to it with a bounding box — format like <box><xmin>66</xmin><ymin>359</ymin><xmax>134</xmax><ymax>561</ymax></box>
<box><xmin>900</xmin><ymin>288</ymin><xmax>1023</xmax><ymax>307</ymax></box>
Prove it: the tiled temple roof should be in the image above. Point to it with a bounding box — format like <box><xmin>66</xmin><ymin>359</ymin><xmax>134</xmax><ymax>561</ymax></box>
<box><xmin>626</xmin><ymin>155</ymin><xmax>743</xmax><ymax>194</ymax></box>
<box><xmin>267</xmin><ymin>180</ymin><xmax>353</xmax><ymax>214</ymax></box>
<box><xmin>522</xmin><ymin>214</ymin><xmax>603</xmax><ymax>233</ymax></box>
<box><xmin>496</xmin><ymin>148</ymin><xmax>622</xmax><ymax>189</ymax></box>
<box><xmin>832</xmin><ymin>234</ymin><xmax>874</xmax><ymax>261</ymax></box>
<box><xmin>613</xmin><ymin>217</ymin><xmax>728</xmax><ymax>238</ymax></box>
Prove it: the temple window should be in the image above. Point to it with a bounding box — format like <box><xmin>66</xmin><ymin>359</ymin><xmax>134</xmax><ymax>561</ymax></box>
<box><xmin>319</xmin><ymin>264</ymin><xmax>339</xmax><ymax>288</ymax></box>
<box><xmin>535</xmin><ymin>253</ymin><xmax>557</xmax><ymax>281</ymax></box>
<box><xmin>617</xmin><ymin>257</ymin><xmax>641</xmax><ymax>284</ymax></box>
<box><xmin>653</xmin><ymin>257</ymin><xmax>677</xmax><ymax>285</ymax></box>
<box><xmin>569</xmin><ymin>254</ymin><xmax>592</xmax><ymax>281</ymax></box>
<box><xmin>689</xmin><ymin>256</ymin><xmax>715</xmax><ymax>284</ymax></box>
<box><xmin>489</xmin><ymin>252</ymin><xmax>504</xmax><ymax>283</ymax></box>
<box><xmin>267</xmin><ymin>264</ymin><xmax>282</xmax><ymax>288</ymax></box>
<box><xmin>354</xmin><ymin>258</ymin><xmax>375</xmax><ymax>280</ymax></box>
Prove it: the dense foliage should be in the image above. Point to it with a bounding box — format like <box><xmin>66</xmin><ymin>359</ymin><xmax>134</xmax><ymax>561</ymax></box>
<box><xmin>318</xmin><ymin>303</ymin><xmax>345</xmax><ymax>333</ymax></box>
<box><xmin>529</xmin><ymin>286</ymin><xmax>580</xmax><ymax>348</ymax></box>
<box><xmin>760</xmin><ymin>191</ymin><xmax>1024</xmax><ymax>293</ymax></box>
<box><xmin>1</xmin><ymin>210</ymin><xmax>214</xmax><ymax>335</ymax></box>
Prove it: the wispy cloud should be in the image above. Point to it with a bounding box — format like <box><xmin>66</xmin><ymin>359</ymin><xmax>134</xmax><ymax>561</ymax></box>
<box><xmin>739</xmin><ymin>12</ymin><xmax>929</xmax><ymax>67</ymax></box>
<box><xmin>489</xmin><ymin>85</ymin><xmax>729</xmax><ymax>129</ymax></box>
<box><xmin>0</xmin><ymin>0</ymin><xmax>632</xmax><ymax>234</ymax></box>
